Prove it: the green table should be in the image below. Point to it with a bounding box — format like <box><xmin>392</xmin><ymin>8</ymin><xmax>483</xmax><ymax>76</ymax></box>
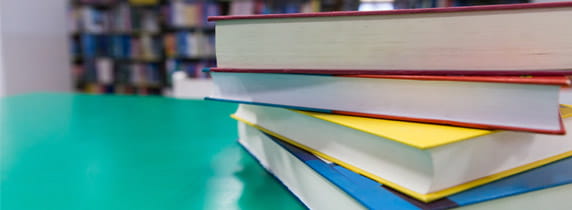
<box><xmin>1</xmin><ymin>93</ymin><xmax>305</xmax><ymax>210</ymax></box>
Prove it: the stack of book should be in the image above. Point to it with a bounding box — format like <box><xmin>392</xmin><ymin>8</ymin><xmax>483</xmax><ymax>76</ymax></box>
<box><xmin>207</xmin><ymin>2</ymin><xmax>572</xmax><ymax>209</ymax></box>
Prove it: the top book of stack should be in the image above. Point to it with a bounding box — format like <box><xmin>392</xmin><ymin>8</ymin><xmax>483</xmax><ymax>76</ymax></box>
<box><xmin>209</xmin><ymin>2</ymin><xmax>572</xmax><ymax>75</ymax></box>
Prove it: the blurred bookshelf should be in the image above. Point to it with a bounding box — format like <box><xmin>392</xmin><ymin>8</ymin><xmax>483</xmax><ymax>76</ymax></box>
<box><xmin>68</xmin><ymin>0</ymin><xmax>530</xmax><ymax>96</ymax></box>
<box><xmin>69</xmin><ymin>0</ymin><xmax>165</xmax><ymax>95</ymax></box>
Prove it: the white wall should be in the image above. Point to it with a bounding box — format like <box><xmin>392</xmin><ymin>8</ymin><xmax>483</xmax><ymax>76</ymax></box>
<box><xmin>0</xmin><ymin>10</ymin><xmax>5</xmax><ymax>97</ymax></box>
<box><xmin>0</xmin><ymin>0</ymin><xmax>71</xmax><ymax>97</ymax></box>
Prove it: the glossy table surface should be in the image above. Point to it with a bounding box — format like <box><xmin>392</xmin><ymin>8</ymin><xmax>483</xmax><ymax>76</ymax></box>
<box><xmin>1</xmin><ymin>93</ymin><xmax>305</xmax><ymax>210</ymax></box>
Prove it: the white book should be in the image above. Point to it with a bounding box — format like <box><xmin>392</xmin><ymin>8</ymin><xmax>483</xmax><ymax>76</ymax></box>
<box><xmin>230</xmin><ymin>0</ymin><xmax>255</xmax><ymax>15</ymax></box>
<box><xmin>96</xmin><ymin>58</ymin><xmax>113</xmax><ymax>84</ymax></box>
<box><xmin>209</xmin><ymin>72</ymin><xmax>569</xmax><ymax>133</ymax></box>
<box><xmin>562</xmin><ymin>87</ymin><xmax>572</xmax><ymax>105</ymax></box>
<box><xmin>211</xmin><ymin>2</ymin><xmax>572</xmax><ymax>74</ymax></box>
<box><xmin>172</xmin><ymin>1</ymin><xmax>186</xmax><ymax>27</ymax></box>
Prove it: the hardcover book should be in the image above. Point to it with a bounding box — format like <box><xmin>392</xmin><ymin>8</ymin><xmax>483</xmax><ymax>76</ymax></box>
<box><xmin>210</xmin><ymin>2</ymin><xmax>572</xmax><ymax>75</ymax></box>
<box><xmin>208</xmin><ymin>72</ymin><xmax>570</xmax><ymax>133</ymax></box>
<box><xmin>232</xmin><ymin>104</ymin><xmax>572</xmax><ymax>202</ymax></box>
<box><xmin>238</xmin><ymin>122</ymin><xmax>572</xmax><ymax>209</ymax></box>
<box><xmin>563</xmin><ymin>87</ymin><xmax>572</xmax><ymax>105</ymax></box>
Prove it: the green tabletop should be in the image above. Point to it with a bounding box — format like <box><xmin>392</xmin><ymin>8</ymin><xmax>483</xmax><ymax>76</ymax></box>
<box><xmin>1</xmin><ymin>93</ymin><xmax>305</xmax><ymax>210</ymax></box>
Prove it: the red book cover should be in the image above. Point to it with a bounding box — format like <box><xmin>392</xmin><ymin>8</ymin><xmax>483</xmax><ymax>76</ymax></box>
<box><xmin>209</xmin><ymin>2</ymin><xmax>572</xmax><ymax>21</ymax></box>
<box><xmin>348</xmin><ymin>75</ymin><xmax>572</xmax><ymax>86</ymax></box>
<box><xmin>209</xmin><ymin>67</ymin><xmax>572</xmax><ymax>76</ymax></box>
<box><xmin>210</xmin><ymin>68</ymin><xmax>572</xmax><ymax>84</ymax></box>
<box><xmin>330</xmin><ymin>110</ymin><xmax>566</xmax><ymax>135</ymax></box>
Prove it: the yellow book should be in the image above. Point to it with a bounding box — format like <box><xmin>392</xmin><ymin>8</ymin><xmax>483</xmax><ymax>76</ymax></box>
<box><xmin>128</xmin><ymin>0</ymin><xmax>158</xmax><ymax>6</ymax></box>
<box><xmin>232</xmin><ymin>104</ymin><xmax>572</xmax><ymax>202</ymax></box>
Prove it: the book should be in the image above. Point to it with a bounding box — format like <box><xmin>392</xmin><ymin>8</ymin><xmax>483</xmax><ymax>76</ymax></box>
<box><xmin>96</xmin><ymin>58</ymin><xmax>113</xmax><ymax>84</ymax></box>
<box><xmin>79</xmin><ymin>6</ymin><xmax>111</xmax><ymax>33</ymax></box>
<box><xmin>231</xmin><ymin>104</ymin><xmax>572</xmax><ymax>202</ymax></box>
<box><xmin>563</xmin><ymin>87</ymin><xmax>572</xmax><ymax>105</ymax></box>
<box><xmin>238</xmin><ymin>122</ymin><xmax>572</xmax><ymax>209</ymax></box>
<box><xmin>128</xmin><ymin>0</ymin><xmax>158</xmax><ymax>6</ymax></box>
<box><xmin>110</xmin><ymin>3</ymin><xmax>132</xmax><ymax>32</ymax></box>
<box><xmin>230</xmin><ymin>0</ymin><xmax>256</xmax><ymax>15</ymax></box>
<box><xmin>165</xmin><ymin>1</ymin><xmax>220</xmax><ymax>28</ymax></box>
<box><xmin>163</xmin><ymin>33</ymin><xmax>177</xmax><ymax>57</ymax></box>
<box><xmin>209</xmin><ymin>2</ymin><xmax>572</xmax><ymax>75</ymax></box>
<box><xmin>208</xmin><ymin>72</ymin><xmax>570</xmax><ymax>133</ymax></box>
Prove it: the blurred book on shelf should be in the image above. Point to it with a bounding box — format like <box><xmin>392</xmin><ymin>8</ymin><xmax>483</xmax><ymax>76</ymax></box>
<box><xmin>74</xmin><ymin>34</ymin><xmax>161</xmax><ymax>59</ymax></box>
<box><xmin>128</xmin><ymin>0</ymin><xmax>159</xmax><ymax>5</ymax></box>
<box><xmin>230</xmin><ymin>0</ymin><xmax>257</xmax><ymax>15</ymax></box>
<box><xmin>163</xmin><ymin>0</ymin><xmax>221</xmax><ymax>28</ymax></box>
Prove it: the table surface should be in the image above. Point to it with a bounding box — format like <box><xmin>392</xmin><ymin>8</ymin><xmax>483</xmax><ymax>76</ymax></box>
<box><xmin>1</xmin><ymin>93</ymin><xmax>305</xmax><ymax>210</ymax></box>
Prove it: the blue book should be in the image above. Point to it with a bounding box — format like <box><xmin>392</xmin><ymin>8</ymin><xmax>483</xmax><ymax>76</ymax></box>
<box><xmin>111</xmin><ymin>35</ymin><xmax>121</xmax><ymax>58</ymax></box>
<box><xmin>238</xmin><ymin>122</ymin><xmax>572</xmax><ymax>210</ymax></box>
<box><xmin>122</xmin><ymin>35</ymin><xmax>131</xmax><ymax>58</ymax></box>
<box><xmin>81</xmin><ymin>34</ymin><xmax>96</xmax><ymax>58</ymax></box>
<box><xmin>176</xmin><ymin>32</ymin><xmax>188</xmax><ymax>57</ymax></box>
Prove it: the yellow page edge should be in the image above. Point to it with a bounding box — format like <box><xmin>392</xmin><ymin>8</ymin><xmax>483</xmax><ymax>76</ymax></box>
<box><xmin>562</xmin><ymin>104</ymin><xmax>572</xmax><ymax>117</ymax></box>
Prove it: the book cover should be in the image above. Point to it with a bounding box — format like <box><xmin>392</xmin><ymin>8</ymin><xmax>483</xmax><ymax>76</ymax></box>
<box><xmin>209</xmin><ymin>67</ymin><xmax>572</xmax><ymax>76</ymax></box>
<box><xmin>296</xmin><ymin>105</ymin><xmax>571</xmax><ymax>149</ymax></box>
<box><xmin>241</xmin><ymin>126</ymin><xmax>572</xmax><ymax>209</ymax></box>
<box><xmin>348</xmin><ymin>75</ymin><xmax>572</xmax><ymax>86</ymax></box>
<box><xmin>209</xmin><ymin>2</ymin><xmax>572</xmax><ymax>21</ymax></box>
<box><xmin>208</xmin><ymin>68</ymin><xmax>572</xmax><ymax>86</ymax></box>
